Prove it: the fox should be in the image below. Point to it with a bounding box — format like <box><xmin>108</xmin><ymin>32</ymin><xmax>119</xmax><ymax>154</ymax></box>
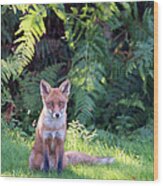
<box><xmin>29</xmin><ymin>79</ymin><xmax>115</xmax><ymax>174</ymax></box>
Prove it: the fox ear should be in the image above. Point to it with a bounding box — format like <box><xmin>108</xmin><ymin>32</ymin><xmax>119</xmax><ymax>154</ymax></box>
<box><xmin>40</xmin><ymin>80</ymin><xmax>51</xmax><ymax>97</ymax></box>
<box><xmin>59</xmin><ymin>79</ymin><xmax>71</xmax><ymax>97</ymax></box>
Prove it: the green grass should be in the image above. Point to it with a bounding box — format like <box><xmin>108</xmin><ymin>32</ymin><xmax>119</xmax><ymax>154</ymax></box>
<box><xmin>1</xmin><ymin>124</ymin><xmax>154</xmax><ymax>180</ymax></box>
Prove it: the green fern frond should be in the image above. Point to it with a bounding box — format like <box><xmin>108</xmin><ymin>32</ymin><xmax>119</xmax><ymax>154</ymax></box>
<box><xmin>118</xmin><ymin>93</ymin><xmax>145</xmax><ymax>111</ymax></box>
<box><xmin>14</xmin><ymin>5</ymin><xmax>47</xmax><ymax>65</ymax></box>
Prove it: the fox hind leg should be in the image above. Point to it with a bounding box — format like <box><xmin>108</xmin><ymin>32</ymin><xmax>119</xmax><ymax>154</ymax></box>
<box><xmin>29</xmin><ymin>150</ymin><xmax>43</xmax><ymax>170</ymax></box>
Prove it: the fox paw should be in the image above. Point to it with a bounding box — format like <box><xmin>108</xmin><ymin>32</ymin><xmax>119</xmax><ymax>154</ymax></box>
<box><xmin>57</xmin><ymin>160</ymin><xmax>63</xmax><ymax>175</ymax></box>
<box><xmin>42</xmin><ymin>157</ymin><xmax>49</xmax><ymax>172</ymax></box>
<box><xmin>43</xmin><ymin>165</ymin><xmax>49</xmax><ymax>172</ymax></box>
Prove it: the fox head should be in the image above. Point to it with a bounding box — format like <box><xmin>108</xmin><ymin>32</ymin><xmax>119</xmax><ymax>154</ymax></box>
<box><xmin>40</xmin><ymin>79</ymin><xmax>71</xmax><ymax>119</ymax></box>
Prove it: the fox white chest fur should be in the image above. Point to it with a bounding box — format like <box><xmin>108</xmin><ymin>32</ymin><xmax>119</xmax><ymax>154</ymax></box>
<box><xmin>37</xmin><ymin>107</ymin><xmax>67</xmax><ymax>141</ymax></box>
<box><xmin>42</xmin><ymin>129</ymin><xmax>65</xmax><ymax>141</ymax></box>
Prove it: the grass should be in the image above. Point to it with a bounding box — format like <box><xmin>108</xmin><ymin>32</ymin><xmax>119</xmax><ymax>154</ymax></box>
<box><xmin>1</xmin><ymin>122</ymin><xmax>154</xmax><ymax>180</ymax></box>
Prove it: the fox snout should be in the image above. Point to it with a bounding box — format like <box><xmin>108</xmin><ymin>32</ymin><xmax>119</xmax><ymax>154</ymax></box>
<box><xmin>47</xmin><ymin>109</ymin><xmax>63</xmax><ymax>119</ymax></box>
<box><xmin>52</xmin><ymin>112</ymin><xmax>62</xmax><ymax>119</ymax></box>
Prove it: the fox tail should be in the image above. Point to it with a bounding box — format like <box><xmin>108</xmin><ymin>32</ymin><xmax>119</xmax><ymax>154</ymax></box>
<box><xmin>64</xmin><ymin>151</ymin><xmax>115</xmax><ymax>166</ymax></box>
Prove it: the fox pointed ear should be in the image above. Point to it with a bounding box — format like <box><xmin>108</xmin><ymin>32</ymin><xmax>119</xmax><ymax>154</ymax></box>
<box><xmin>40</xmin><ymin>80</ymin><xmax>51</xmax><ymax>97</ymax></box>
<box><xmin>59</xmin><ymin>79</ymin><xmax>71</xmax><ymax>97</ymax></box>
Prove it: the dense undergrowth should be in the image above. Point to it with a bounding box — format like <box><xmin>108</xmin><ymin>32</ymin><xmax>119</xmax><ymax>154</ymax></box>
<box><xmin>1</xmin><ymin>2</ymin><xmax>154</xmax><ymax>135</ymax></box>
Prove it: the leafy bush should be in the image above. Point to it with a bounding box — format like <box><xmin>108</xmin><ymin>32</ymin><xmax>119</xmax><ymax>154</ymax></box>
<box><xmin>1</xmin><ymin>2</ymin><xmax>154</xmax><ymax>136</ymax></box>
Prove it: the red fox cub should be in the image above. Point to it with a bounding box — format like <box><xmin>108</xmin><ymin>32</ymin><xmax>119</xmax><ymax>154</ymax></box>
<box><xmin>29</xmin><ymin>79</ymin><xmax>114</xmax><ymax>174</ymax></box>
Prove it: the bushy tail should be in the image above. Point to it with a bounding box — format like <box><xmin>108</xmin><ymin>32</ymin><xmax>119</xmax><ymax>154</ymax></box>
<box><xmin>64</xmin><ymin>151</ymin><xmax>115</xmax><ymax>166</ymax></box>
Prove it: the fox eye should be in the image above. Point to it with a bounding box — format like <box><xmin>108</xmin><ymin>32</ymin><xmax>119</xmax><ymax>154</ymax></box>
<box><xmin>47</xmin><ymin>102</ymin><xmax>53</xmax><ymax>107</ymax></box>
<box><xmin>59</xmin><ymin>101</ymin><xmax>64</xmax><ymax>107</ymax></box>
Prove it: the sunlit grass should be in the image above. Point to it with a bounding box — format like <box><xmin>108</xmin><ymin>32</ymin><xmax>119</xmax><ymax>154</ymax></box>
<box><xmin>1</xmin><ymin>125</ymin><xmax>154</xmax><ymax>180</ymax></box>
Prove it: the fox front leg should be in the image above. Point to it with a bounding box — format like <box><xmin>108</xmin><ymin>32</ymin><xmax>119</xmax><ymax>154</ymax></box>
<box><xmin>55</xmin><ymin>138</ymin><xmax>64</xmax><ymax>175</ymax></box>
<box><xmin>42</xmin><ymin>139</ymin><xmax>50</xmax><ymax>172</ymax></box>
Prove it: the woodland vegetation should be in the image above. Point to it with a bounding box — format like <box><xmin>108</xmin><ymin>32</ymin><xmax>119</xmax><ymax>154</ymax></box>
<box><xmin>1</xmin><ymin>2</ymin><xmax>154</xmax><ymax>180</ymax></box>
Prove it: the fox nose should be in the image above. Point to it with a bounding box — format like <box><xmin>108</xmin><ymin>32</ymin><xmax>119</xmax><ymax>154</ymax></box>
<box><xmin>52</xmin><ymin>112</ymin><xmax>61</xmax><ymax>119</ymax></box>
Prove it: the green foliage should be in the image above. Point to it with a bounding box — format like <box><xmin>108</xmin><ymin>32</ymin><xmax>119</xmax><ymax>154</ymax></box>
<box><xmin>1</xmin><ymin>2</ymin><xmax>154</xmax><ymax>136</ymax></box>
<box><xmin>14</xmin><ymin>4</ymin><xmax>47</xmax><ymax>60</ymax></box>
<box><xmin>1</xmin><ymin>5</ymin><xmax>47</xmax><ymax>82</ymax></box>
<box><xmin>92</xmin><ymin>2</ymin><xmax>153</xmax><ymax>134</ymax></box>
<box><xmin>1</xmin><ymin>4</ymin><xmax>47</xmax><ymax>107</ymax></box>
<box><xmin>118</xmin><ymin>93</ymin><xmax>145</xmax><ymax>111</ymax></box>
<box><xmin>67</xmin><ymin>120</ymin><xmax>97</xmax><ymax>144</ymax></box>
<box><xmin>12</xmin><ymin>4</ymin><xmax>47</xmax><ymax>70</ymax></box>
<box><xmin>1</xmin><ymin>6</ymin><xmax>20</xmax><ymax>58</ymax></box>
<box><xmin>65</xmin><ymin>10</ymin><xmax>108</xmax><ymax>125</ymax></box>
